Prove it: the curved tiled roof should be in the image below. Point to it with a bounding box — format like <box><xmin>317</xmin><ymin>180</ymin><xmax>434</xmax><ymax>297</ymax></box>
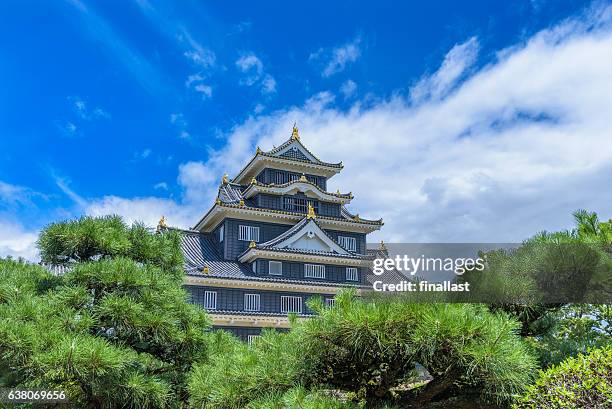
<box><xmin>215</xmin><ymin>202</ymin><xmax>383</xmax><ymax>225</ymax></box>
<box><xmin>242</xmin><ymin>178</ymin><xmax>352</xmax><ymax>200</ymax></box>
<box><xmin>180</xmin><ymin>229</ymin><xmax>369</xmax><ymax>287</ymax></box>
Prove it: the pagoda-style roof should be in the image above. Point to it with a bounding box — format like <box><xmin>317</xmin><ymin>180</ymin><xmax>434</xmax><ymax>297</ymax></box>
<box><xmin>193</xmin><ymin>198</ymin><xmax>383</xmax><ymax>234</ymax></box>
<box><xmin>238</xmin><ymin>217</ymin><xmax>367</xmax><ymax>264</ymax></box>
<box><xmin>179</xmin><ymin>228</ymin><xmax>368</xmax><ymax>287</ymax></box>
<box><xmin>242</xmin><ymin>177</ymin><xmax>353</xmax><ymax>204</ymax></box>
<box><xmin>232</xmin><ymin>126</ymin><xmax>343</xmax><ymax>184</ymax></box>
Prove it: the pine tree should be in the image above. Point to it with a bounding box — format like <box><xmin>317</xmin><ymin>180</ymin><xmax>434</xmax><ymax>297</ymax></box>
<box><xmin>0</xmin><ymin>216</ymin><xmax>210</xmax><ymax>408</ymax></box>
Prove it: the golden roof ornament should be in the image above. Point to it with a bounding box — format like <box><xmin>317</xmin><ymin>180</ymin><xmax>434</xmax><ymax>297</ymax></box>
<box><xmin>222</xmin><ymin>173</ymin><xmax>229</xmax><ymax>184</ymax></box>
<box><xmin>256</xmin><ymin>146</ymin><xmax>262</xmax><ymax>154</ymax></box>
<box><xmin>239</xmin><ymin>199</ymin><xmax>245</xmax><ymax>207</ymax></box>
<box><xmin>299</xmin><ymin>174</ymin><xmax>307</xmax><ymax>182</ymax></box>
<box><xmin>307</xmin><ymin>203</ymin><xmax>316</xmax><ymax>219</ymax></box>
<box><xmin>251</xmin><ymin>177</ymin><xmax>257</xmax><ymax>185</ymax></box>
<box><xmin>379</xmin><ymin>240</ymin><xmax>387</xmax><ymax>251</ymax></box>
<box><xmin>291</xmin><ymin>122</ymin><xmax>300</xmax><ymax>140</ymax></box>
<box><xmin>249</xmin><ymin>240</ymin><xmax>257</xmax><ymax>249</ymax></box>
<box><xmin>202</xmin><ymin>265</ymin><xmax>210</xmax><ymax>274</ymax></box>
<box><xmin>156</xmin><ymin>216</ymin><xmax>168</xmax><ymax>231</ymax></box>
<box><xmin>215</xmin><ymin>198</ymin><xmax>222</xmax><ymax>205</ymax></box>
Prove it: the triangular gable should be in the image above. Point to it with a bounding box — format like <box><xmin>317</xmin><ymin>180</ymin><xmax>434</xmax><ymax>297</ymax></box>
<box><xmin>273</xmin><ymin>140</ymin><xmax>320</xmax><ymax>164</ymax></box>
<box><xmin>269</xmin><ymin>219</ymin><xmax>353</xmax><ymax>255</ymax></box>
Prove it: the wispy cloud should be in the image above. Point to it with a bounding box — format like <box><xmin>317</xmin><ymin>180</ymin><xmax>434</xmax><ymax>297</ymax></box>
<box><xmin>410</xmin><ymin>37</ymin><xmax>479</xmax><ymax>103</ymax></box>
<box><xmin>170</xmin><ymin>113</ymin><xmax>190</xmax><ymax>139</ymax></box>
<box><xmin>66</xmin><ymin>0</ymin><xmax>172</xmax><ymax>96</ymax></box>
<box><xmin>68</xmin><ymin>96</ymin><xmax>111</xmax><ymax>120</ymax></box>
<box><xmin>310</xmin><ymin>36</ymin><xmax>362</xmax><ymax>77</ymax></box>
<box><xmin>55</xmin><ymin>120</ymin><xmax>79</xmax><ymax>138</ymax></box>
<box><xmin>340</xmin><ymin>79</ymin><xmax>357</xmax><ymax>99</ymax></box>
<box><xmin>54</xmin><ymin>175</ymin><xmax>87</xmax><ymax>208</ymax></box>
<box><xmin>132</xmin><ymin>0</ymin><xmax>216</xmax><ymax>99</ymax></box>
<box><xmin>236</xmin><ymin>52</ymin><xmax>277</xmax><ymax>94</ymax></box>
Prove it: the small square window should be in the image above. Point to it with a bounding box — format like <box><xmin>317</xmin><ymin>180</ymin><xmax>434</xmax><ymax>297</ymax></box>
<box><xmin>269</xmin><ymin>261</ymin><xmax>282</xmax><ymax>275</ymax></box>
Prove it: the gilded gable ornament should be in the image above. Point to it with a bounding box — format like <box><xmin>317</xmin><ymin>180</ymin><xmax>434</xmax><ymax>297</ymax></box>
<box><xmin>291</xmin><ymin>122</ymin><xmax>300</xmax><ymax>140</ymax></box>
<box><xmin>156</xmin><ymin>216</ymin><xmax>167</xmax><ymax>231</ymax></box>
<box><xmin>222</xmin><ymin>173</ymin><xmax>229</xmax><ymax>184</ymax></box>
<box><xmin>307</xmin><ymin>203</ymin><xmax>316</xmax><ymax>219</ymax></box>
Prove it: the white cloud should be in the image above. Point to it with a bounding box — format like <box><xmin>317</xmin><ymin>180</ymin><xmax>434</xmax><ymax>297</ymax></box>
<box><xmin>410</xmin><ymin>37</ymin><xmax>479</xmax><ymax>102</ymax></box>
<box><xmin>235</xmin><ymin>52</ymin><xmax>277</xmax><ymax>95</ymax></box>
<box><xmin>194</xmin><ymin>83</ymin><xmax>212</xmax><ymax>99</ymax></box>
<box><xmin>0</xmin><ymin>219</ymin><xmax>38</xmax><ymax>261</ymax></box>
<box><xmin>340</xmin><ymin>79</ymin><xmax>357</xmax><ymax>99</ymax></box>
<box><xmin>154</xmin><ymin>182</ymin><xmax>168</xmax><ymax>190</ymax></box>
<box><xmin>50</xmin><ymin>5</ymin><xmax>612</xmax><ymax>243</ymax></box>
<box><xmin>311</xmin><ymin>36</ymin><xmax>362</xmax><ymax>77</ymax></box>
<box><xmin>69</xmin><ymin>96</ymin><xmax>111</xmax><ymax>120</ymax></box>
<box><xmin>170</xmin><ymin>113</ymin><xmax>190</xmax><ymax>139</ymax></box>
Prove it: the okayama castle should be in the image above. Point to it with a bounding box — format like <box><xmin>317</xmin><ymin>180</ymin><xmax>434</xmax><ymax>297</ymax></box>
<box><xmin>165</xmin><ymin>125</ymin><xmax>385</xmax><ymax>341</ymax></box>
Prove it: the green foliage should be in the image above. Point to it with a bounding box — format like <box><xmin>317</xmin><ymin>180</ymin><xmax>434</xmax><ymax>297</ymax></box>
<box><xmin>246</xmin><ymin>387</ymin><xmax>364</xmax><ymax>409</ymax></box>
<box><xmin>296</xmin><ymin>291</ymin><xmax>536</xmax><ymax>406</ymax></box>
<box><xmin>0</xmin><ymin>216</ymin><xmax>210</xmax><ymax>408</ymax></box>
<box><xmin>38</xmin><ymin>215</ymin><xmax>183</xmax><ymax>275</ymax></box>
<box><xmin>189</xmin><ymin>329</ymin><xmax>304</xmax><ymax>408</ymax></box>
<box><xmin>189</xmin><ymin>291</ymin><xmax>536</xmax><ymax>408</ymax></box>
<box><xmin>527</xmin><ymin>304</ymin><xmax>612</xmax><ymax>368</ymax></box>
<box><xmin>513</xmin><ymin>346</ymin><xmax>612</xmax><ymax>409</ymax></box>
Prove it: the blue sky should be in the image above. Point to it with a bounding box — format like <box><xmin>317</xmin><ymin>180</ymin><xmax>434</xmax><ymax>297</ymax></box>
<box><xmin>1</xmin><ymin>0</ymin><xmax>612</xmax><ymax>259</ymax></box>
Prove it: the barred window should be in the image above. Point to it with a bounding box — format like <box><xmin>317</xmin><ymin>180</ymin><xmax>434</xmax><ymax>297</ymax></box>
<box><xmin>283</xmin><ymin>196</ymin><xmax>319</xmax><ymax>214</ymax></box>
<box><xmin>238</xmin><ymin>225</ymin><xmax>259</xmax><ymax>241</ymax></box>
<box><xmin>269</xmin><ymin>261</ymin><xmax>283</xmax><ymax>275</ymax></box>
<box><xmin>346</xmin><ymin>267</ymin><xmax>359</xmax><ymax>282</ymax></box>
<box><xmin>252</xmin><ymin>261</ymin><xmax>257</xmax><ymax>273</ymax></box>
<box><xmin>281</xmin><ymin>296</ymin><xmax>302</xmax><ymax>313</ymax></box>
<box><xmin>219</xmin><ymin>225</ymin><xmax>224</xmax><ymax>242</ymax></box>
<box><xmin>247</xmin><ymin>335</ymin><xmax>260</xmax><ymax>346</ymax></box>
<box><xmin>305</xmin><ymin>264</ymin><xmax>325</xmax><ymax>279</ymax></box>
<box><xmin>274</xmin><ymin>171</ymin><xmax>286</xmax><ymax>184</ymax></box>
<box><xmin>325</xmin><ymin>298</ymin><xmax>336</xmax><ymax>307</ymax></box>
<box><xmin>338</xmin><ymin>236</ymin><xmax>357</xmax><ymax>252</ymax></box>
<box><xmin>244</xmin><ymin>294</ymin><xmax>260</xmax><ymax>312</ymax></box>
<box><xmin>203</xmin><ymin>291</ymin><xmax>217</xmax><ymax>310</ymax></box>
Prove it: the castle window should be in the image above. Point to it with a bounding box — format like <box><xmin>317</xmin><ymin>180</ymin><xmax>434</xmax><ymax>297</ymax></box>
<box><xmin>244</xmin><ymin>294</ymin><xmax>261</xmax><ymax>311</ymax></box>
<box><xmin>247</xmin><ymin>335</ymin><xmax>260</xmax><ymax>345</ymax></box>
<box><xmin>338</xmin><ymin>236</ymin><xmax>357</xmax><ymax>252</ymax></box>
<box><xmin>325</xmin><ymin>298</ymin><xmax>336</xmax><ymax>307</ymax></box>
<box><xmin>239</xmin><ymin>225</ymin><xmax>260</xmax><ymax>242</ymax></box>
<box><xmin>283</xmin><ymin>197</ymin><xmax>319</xmax><ymax>214</ymax></box>
<box><xmin>281</xmin><ymin>296</ymin><xmax>302</xmax><ymax>313</ymax></box>
<box><xmin>203</xmin><ymin>291</ymin><xmax>217</xmax><ymax>310</ymax></box>
<box><xmin>269</xmin><ymin>261</ymin><xmax>283</xmax><ymax>275</ymax></box>
<box><xmin>346</xmin><ymin>267</ymin><xmax>359</xmax><ymax>282</ymax></box>
<box><xmin>305</xmin><ymin>263</ymin><xmax>325</xmax><ymax>279</ymax></box>
<box><xmin>252</xmin><ymin>261</ymin><xmax>257</xmax><ymax>273</ymax></box>
<box><xmin>219</xmin><ymin>225</ymin><xmax>224</xmax><ymax>242</ymax></box>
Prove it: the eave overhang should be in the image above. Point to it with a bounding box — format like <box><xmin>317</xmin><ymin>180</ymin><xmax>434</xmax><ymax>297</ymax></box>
<box><xmin>232</xmin><ymin>154</ymin><xmax>343</xmax><ymax>185</ymax></box>
<box><xmin>238</xmin><ymin>248</ymin><xmax>370</xmax><ymax>266</ymax></box>
<box><xmin>242</xmin><ymin>179</ymin><xmax>353</xmax><ymax>204</ymax></box>
<box><xmin>184</xmin><ymin>275</ymin><xmax>366</xmax><ymax>294</ymax></box>
<box><xmin>193</xmin><ymin>203</ymin><xmax>383</xmax><ymax>234</ymax></box>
